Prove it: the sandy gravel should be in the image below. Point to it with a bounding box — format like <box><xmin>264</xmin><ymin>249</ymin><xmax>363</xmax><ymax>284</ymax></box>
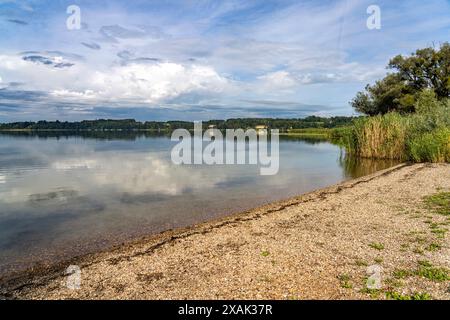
<box><xmin>3</xmin><ymin>163</ymin><xmax>450</xmax><ymax>300</ymax></box>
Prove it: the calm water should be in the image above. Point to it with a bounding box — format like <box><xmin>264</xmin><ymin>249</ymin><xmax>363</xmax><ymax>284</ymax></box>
<box><xmin>0</xmin><ymin>132</ymin><xmax>398</xmax><ymax>277</ymax></box>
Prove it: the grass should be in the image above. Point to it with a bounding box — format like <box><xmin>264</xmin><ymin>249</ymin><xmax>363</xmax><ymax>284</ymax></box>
<box><xmin>355</xmin><ymin>259</ymin><xmax>368</xmax><ymax>267</ymax></box>
<box><xmin>282</xmin><ymin>128</ymin><xmax>332</xmax><ymax>137</ymax></box>
<box><xmin>424</xmin><ymin>192</ymin><xmax>450</xmax><ymax>216</ymax></box>
<box><xmin>408</xmin><ymin>127</ymin><xmax>450</xmax><ymax>162</ymax></box>
<box><xmin>361</xmin><ymin>277</ymin><xmax>429</xmax><ymax>300</ymax></box>
<box><xmin>425</xmin><ymin>243</ymin><xmax>441</xmax><ymax>252</ymax></box>
<box><xmin>429</xmin><ymin>222</ymin><xmax>440</xmax><ymax>229</ymax></box>
<box><xmin>416</xmin><ymin>261</ymin><xmax>449</xmax><ymax>282</ymax></box>
<box><xmin>361</xmin><ymin>287</ymin><xmax>381</xmax><ymax>298</ymax></box>
<box><xmin>410</xmin><ymin>236</ymin><xmax>426</xmax><ymax>244</ymax></box>
<box><xmin>385</xmin><ymin>291</ymin><xmax>432</xmax><ymax>300</ymax></box>
<box><xmin>260</xmin><ymin>250</ymin><xmax>270</xmax><ymax>257</ymax></box>
<box><xmin>369</xmin><ymin>242</ymin><xmax>385</xmax><ymax>250</ymax></box>
<box><xmin>393</xmin><ymin>269</ymin><xmax>411</xmax><ymax>279</ymax></box>
<box><xmin>346</xmin><ymin>113</ymin><xmax>408</xmax><ymax>160</ymax></box>
<box><xmin>430</xmin><ymin>228</ymin><xmax>448</xmax><ymax>237</ymax></box>
<box><xmin>391</xmin><ymin>261</ymin><xmax>449</xmax><ymax>284</ymax></box>
<box><xmin>337</xmin><ymin>274</ymin><xmax>353</xmax><ymax>289</ymax></box>
<box><xmin>341</xmin><ymin>102</ymin><xmax>450</xmax><ymax>162</ymax></box>
<box><xmin>400</xmin><ymin>243</ymin><xmax>409</xmax><ymax>252</ymax></box>
<box><xmin>384</xmin><ymin>278</ymin><xmax>403</xmax><ymax>289</ymax></box>
<box><xmin>418</xmin><ymin>260</ymin><xmax>432</xmax><ymax>268</ymax></box>
<box><xmin>417</xmin><ymin>266</ymin><xmax>449</xmax><ymax>281</ymax></box>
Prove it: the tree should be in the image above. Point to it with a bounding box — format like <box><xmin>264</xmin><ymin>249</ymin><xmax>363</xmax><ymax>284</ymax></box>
<box><xmin>351</xmin><ymin>42</ymin><xmax>450</xmax><ymax>115</ymax></box>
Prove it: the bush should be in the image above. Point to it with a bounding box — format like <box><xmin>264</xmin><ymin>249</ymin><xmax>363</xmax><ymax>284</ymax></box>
<box><xmin>408</xmin><ymin>127</ymin><xmax>450</xmax><ymax>162</ymax></box>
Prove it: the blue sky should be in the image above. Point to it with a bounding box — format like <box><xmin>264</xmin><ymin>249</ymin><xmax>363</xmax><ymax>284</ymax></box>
<box><xmin>0</xmin><ymin>0</ymin><xmax>449</xmax><ymax>121</ymax></box>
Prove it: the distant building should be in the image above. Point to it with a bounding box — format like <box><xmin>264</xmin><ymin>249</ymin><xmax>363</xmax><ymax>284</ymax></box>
<box><xmin>206</xmin><ymin>124</ymin><xmax>217</xmax><ymax>137</ymax></box>
<box><xmin>255</xmin><ymin>125</ymin><xmax>268</xmax><ymax>135</ymax></box>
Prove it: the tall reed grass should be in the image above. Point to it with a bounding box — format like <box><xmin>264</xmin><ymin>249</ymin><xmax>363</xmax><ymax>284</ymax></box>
<box><xmin>342</xmin><ymin>100</ymin><xmax>450</xmax><ymax>163</ymax></box>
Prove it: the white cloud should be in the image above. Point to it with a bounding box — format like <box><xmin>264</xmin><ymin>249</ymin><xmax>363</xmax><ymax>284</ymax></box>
<box><xmin>0</xmin><ymin>153</ymin><xmax>232</xmax><ymax>203</ymax></box>
<box><xmin>257</xmin><ymin>71</ymin><xmax>296</xmax><ymax>88</ymax></box>
<box><xmin>0</xmin><ymin>54</ymin><xmax>229</xmax><ymax>106</ymax></box>
<box><xmin>80</xmin><ymin>62</ymin><xmax>228</xmax><ymax>103</ymax></box>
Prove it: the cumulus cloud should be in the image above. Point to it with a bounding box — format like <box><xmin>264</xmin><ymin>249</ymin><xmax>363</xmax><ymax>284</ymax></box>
<box><xmin>257</xmin><ymin>71</ymin><xmax>297</xmax><ymax>89</ymax></box>
<box><xmin>0</xmin><ymin>53</ymin><xmax>229</xmax><ymax>105</ymax></box>
<box><xmin>58</xmin><ymin>62</ymin><xmax>228</xmax><ymax>104</ymax></box>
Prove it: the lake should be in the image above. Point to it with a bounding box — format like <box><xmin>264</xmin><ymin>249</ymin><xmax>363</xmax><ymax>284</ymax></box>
<box><xmin>0</xmin><ymin>132</ymin><xmax>398</xmax><ymax>278</ymax></box>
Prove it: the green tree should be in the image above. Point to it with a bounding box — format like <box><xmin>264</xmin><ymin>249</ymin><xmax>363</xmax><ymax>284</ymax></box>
<box><xmin>351</xmin><ymin>43</ymin><xmax>450</xmax><ymax>115</ymax></box>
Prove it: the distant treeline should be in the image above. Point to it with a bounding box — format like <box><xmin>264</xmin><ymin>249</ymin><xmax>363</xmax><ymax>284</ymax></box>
<box><xmin>0</xmin><ymin>116</ymin><xmax>356</xmax><ymax>131</ymax></box>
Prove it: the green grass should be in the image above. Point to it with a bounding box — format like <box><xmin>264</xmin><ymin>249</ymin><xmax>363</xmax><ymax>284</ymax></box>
<box><xmin>341</xmin><ymin>103</ymin><xmax>450</xmax><ymax>162</ymax></box>
<box><xmin>430</xmin><ymin>228</ymin><xmax>448</xmax><ymax>237</ymax></box>
<box><xmin>393</xmin><ymin>269</ymin><xmax>411</xmax><ymax>279</ymax></box>
<box><xmin>355</xmin><ymin>259</ymin><xmax>368</xmax><ymax>267</ymax></box>
<box><xmin>429</xmin><ymin>222</ymin><xmax>440</xmax><ymax>229</ymax></box>
<box><xmin>369</xmin><ymin>242</ymin><xmax>385</xmax><ymax>250</ymax></box>
<box><xmin>337</xmin><ymin>274</ymin><xmax>353</xmax><ymax>289</ymax></box>
<box><xmin>384</xmin><ymin>278</ymin><xmax>403</xmax><ymax>289</ymax></box>
<box><xmin>391</xmin><ymin>261</ymin><xmax>449</xmax><ymax>285</ymax></box>
<box><xmin>416</xmin><ymin>261</ymin><xmax>449</xmax><ymax>282</ymax></box>
<box><xmin>361</xmin><ymin>287</ymin><xmax>381</xmax><ymax>298</ymax></box>
<box><xmin>260</xmin><ymin>250</ymin><xmax>270</xmax><ymax>257</ymax></box>
<box><xmin>284</xmin><ymin>128</ymin><xmax>331</xmax><ymax>135</ymax></box>
<box><xmin>425</xmin><ymin>243</ymin><xmax>441</xmax><ymax>252</ymax></box>
<box><xmin>418</xmin><ymin>260</ymin><xmax>432</xmax><ymax>267</ymax></box>
<box><xmin>408</xmin><ymin>127</ymin><xmax>450</xmax><ymax>162</ymax></box>
<box><xmin>385</xmin><ymin>291</ymin><xmax>432</xmax><ymax>300</ymax></box>
<box><xmin>417</xmin><ymin>267</ymin><xmax>449</xmax><ymax>281</ymax></box>
<box><xmin>424</xmin><ymin>192</ymin><xmax>450</xmax><ymax>216</ymax></box>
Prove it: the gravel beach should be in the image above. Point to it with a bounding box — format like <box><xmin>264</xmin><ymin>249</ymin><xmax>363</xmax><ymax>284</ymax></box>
<box><xmin>3</xmin><ymin>163</ymin><xmax>449</xmax><ymax>300</ymax></box>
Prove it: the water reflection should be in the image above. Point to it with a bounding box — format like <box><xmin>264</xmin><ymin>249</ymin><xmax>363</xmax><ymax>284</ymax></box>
<box><xmin>339</xmin><ymin>153</ymin><xmax>400</xmax><ymax>178</ymax></box>
<box><xmin>0</xmin><ymin>130</ymin><xmax>169</xmax><ymax>141</ymax></box>
<box><xmin>0</xmin><ymin>132</ymin><xmax>398</xmax><ymax>278</ymax></box>
<box><xmin>278</xmin><ymin>134</ymin><xmax>330</xmax><ymax>144</ymax></box>
<box><xmin>1</xmin><ymin>130</ymin><xmax>330</xmax><ymax>144</ymax></box>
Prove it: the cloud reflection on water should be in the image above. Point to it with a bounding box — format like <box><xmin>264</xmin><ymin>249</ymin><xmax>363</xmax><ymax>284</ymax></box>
<box><xmin>0</xmin><ymin>134</ymin><xmax>397</xmax><ymax>276</ymax></box>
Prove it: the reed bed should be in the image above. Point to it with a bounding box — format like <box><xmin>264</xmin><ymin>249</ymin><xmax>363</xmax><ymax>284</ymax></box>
<box><xmin>342</xmin><ymin>104</ymin><xmax>450</xmax><ymax>163</ymax></box>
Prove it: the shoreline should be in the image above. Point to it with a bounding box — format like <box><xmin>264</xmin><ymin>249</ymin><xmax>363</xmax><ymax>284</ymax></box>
<box><xmin>2</xmin><ymin>163</ymin><xmax>449</xmax><ymax>300</ymax></box>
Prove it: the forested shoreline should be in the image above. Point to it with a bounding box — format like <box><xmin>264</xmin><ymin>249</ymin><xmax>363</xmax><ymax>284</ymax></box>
<box><xmin>0</xmin><ymin>116</ymin><xmax>356</xmax><ymax>131</ymax></box>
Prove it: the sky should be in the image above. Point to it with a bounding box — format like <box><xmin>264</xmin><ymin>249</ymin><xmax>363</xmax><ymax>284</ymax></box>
<box><xmin>0</xmin><ymin>0</ymin><xmax>449</xmax><ymax>122</ymax></box>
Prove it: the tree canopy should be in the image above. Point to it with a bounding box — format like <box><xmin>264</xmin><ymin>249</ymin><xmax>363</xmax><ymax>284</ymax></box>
<box><xmin>351</xmin><ymin>42</ymin><xmax>450</xmax><ymax>115</ymax></box>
